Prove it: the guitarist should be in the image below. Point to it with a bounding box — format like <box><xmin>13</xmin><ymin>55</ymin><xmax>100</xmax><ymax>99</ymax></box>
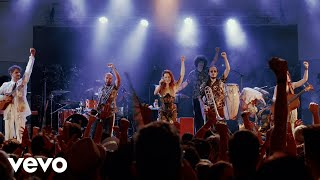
<box><xmin>272</xmin><ymin>61</ymin><xmax>309</xmax><ymax>131</ymax></box>
<box><xmin>90</xmin><ymin>63</ymin><xmax>121</xmax><ymax>139</ymax></box>
<box><xmin>0</xmin><ymin>48</ymin><xmax>36</xmax><ymax>143</ymax></box>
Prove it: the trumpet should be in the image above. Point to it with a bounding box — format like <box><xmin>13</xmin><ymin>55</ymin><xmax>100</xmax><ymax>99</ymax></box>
<box><xmin>204</xmin><ymin>86</ymin><xmax>224</xmax><ymax>121</ymax></box>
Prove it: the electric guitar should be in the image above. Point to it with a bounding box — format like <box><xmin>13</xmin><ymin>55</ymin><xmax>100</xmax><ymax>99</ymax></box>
<box><xmin>270</xmin><ymin>83</ymin><xmax>314</xmax><ymax>114</ymax></box>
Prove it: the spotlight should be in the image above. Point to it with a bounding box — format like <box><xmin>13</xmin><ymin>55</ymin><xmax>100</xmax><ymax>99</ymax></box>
<box><xmin>184</xmin><ymin>17</ymin><xmax>193</xmax><ymax>25</ymax></box>
<box><xmin>99</xmin><ymin>17</ymin><xmax>108</xmax><ymax>24</ymax></box>
<box><xmin>140</xmin><ymin>19</ymin><xmax>149</xmax><ymax>27</ymax></box>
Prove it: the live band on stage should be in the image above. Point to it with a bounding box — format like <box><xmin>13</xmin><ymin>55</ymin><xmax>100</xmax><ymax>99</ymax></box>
<box><xmin>0</xmin><ymin>48</ymin><xmax>313</xmax><ymax>140</ymax></box>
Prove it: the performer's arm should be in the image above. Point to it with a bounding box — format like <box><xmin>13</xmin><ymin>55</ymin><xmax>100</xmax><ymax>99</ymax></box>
<box><xmin>292</xmin><ymin>61</ymin><xmax>309</xmax><ymax>89</ymax></box>
<box><xmin>221</xmin><ymin>52</ymin><xmax>230</xmax><ymax>79</ymax></box>
<box><xmin>109</xmin><ymin>63</ymin><xmax>121</xmax><ymax>89</ymax></box>
<box><xmin>209</xmin><ymin>47</ymin><xmax>220</xmax><ymax>66</ymax></box>
<box><xmin>175</xmin><ymin>56</ymin><xmax>185</xmax><ymax>89</ymax></box>
<box><xmin>22</xmin><ymin>48</ymin><xmax>36</xmax><ymax>86</ymax></box>
<box><xmin>178</xmin><ymin>71</ymin><xmax>192</xmax><ymax>91</ymax></box>
<box><xmin>154</xmin><ymin>78</ymin><xmax>164</xmax><ymax>95</ymax></box>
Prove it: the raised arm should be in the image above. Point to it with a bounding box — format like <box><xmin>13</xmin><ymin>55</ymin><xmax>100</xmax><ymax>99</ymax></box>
<box><xmin>175</xmin><ymin>56</ymin><xmax>185</xmax><ymax>89</ymax></box>
<box><xmin>178</xmin><ymin>70</ymin><xmax>193</xmax><ymax>92</ymax></box>
<box><xmin>309</xmin><ymin>102</ymin><xmax>320</xmax><ymax>124</ymax></box>
<box><xmin>292</xmin><ymin>61</ymin><xmax>308</xmax><ymax>89</ymax></box>
<box><xmin>108</xmin><ymin>63</ymin><xmax>121</xmax><ymax>89</ymax></box>
<box><xmin>154</xmin><ymin>78</ymin><xmax>163</xmax><ymax>95</ymax></box>
<box><xmin>209</xmin><ymin>47</ymin><xmax>220</xmax><ymax>67</ymax></box>
<box><xmin>22</xmin><ymin>48</ymin><xmax>36</xmax><ymax>85</ymax></box>
<box><xmin>221</xmin><ymin>52</ymin><xmax>230</xmax><ymax>79</ymax></box>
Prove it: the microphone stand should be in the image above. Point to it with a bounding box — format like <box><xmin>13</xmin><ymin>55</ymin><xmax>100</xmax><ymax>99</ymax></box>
<box><xmin>231</xmin><ymin>69</ymin><xmax>245</xmax><ymax>90</ymax></box>
<box><xmin>41</xmin><ymin>68</ymin><xmax>48</xmax><ymax>130</ymax></box>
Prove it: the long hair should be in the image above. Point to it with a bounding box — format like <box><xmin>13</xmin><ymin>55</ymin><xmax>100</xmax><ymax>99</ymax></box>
<box><xmin>159</xmin><ymin>70</ymin><xmax>175</xmax><ymax>94</ymax></box>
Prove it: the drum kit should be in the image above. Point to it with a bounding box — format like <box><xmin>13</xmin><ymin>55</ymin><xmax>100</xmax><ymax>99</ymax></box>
<box><xmin>49</xmin><ymin>82</ymin><xmax>131</xmax><ymax>129</ymax></box>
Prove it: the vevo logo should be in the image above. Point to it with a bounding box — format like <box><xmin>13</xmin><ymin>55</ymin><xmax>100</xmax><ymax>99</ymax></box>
<box><xmin>8</xmin><ymin>157</ymin><xmax>67</xmax><ymax>173</ymax></box>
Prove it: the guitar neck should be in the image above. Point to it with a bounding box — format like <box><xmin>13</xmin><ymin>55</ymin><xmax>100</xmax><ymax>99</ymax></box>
<box><xmin>287</xmin><ymin>89</ymin><xmax>305</xmax><ymax>105</ymax></box>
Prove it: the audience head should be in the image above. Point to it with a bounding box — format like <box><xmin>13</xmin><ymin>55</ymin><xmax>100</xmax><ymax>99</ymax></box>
<box><xmin>257</xmin><ymin>152</ymin><xmax>312</xmax><ymax>180</ymax></box>
<box><xmin>0</xmin><ymin>150</ymin><xmax>14</xmax><ymax>180</ymax></box>
<box><xmin>66</xmin><ymin>137</ymin><xmax>106</xmax><ymax>179</ymax></box>
<box><xmin>31</xmin><ymin>135</ymin><xmax>45</xmax><ymax>156</ymax></box>
<box><xmin>303</xmin><ymin>124</ymin><xmax>320</xmax><ymax>180</ymax></box>
<box><xmin>293</xmin><ymin>124</ymin><xmax>307</xmax><ymax>145</ymax></box>
<box><xmin>228</xmin><ymin>130</ymin><xmax>260</xmax><ymax>169</ymax></box>
<box><xmin>209</xmin><ymin>161</ymin><xmax>233</xmax><ymax>180</ymax></box>
<box><xmin>181</xmin><ymin>133</ymin><xmax>194</xmax><ymax>144</ymax></box>
<box><xmin>135</xmin><ymin>121</ymin><xmax>181</xmax><ymax>180</ymax></box>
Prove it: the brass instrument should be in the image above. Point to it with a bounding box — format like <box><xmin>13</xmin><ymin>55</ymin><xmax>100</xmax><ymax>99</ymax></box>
<box><xmin>204</xmin><ymin>86</ymin><xmax>224</xmax><ymax>121</ymax></box>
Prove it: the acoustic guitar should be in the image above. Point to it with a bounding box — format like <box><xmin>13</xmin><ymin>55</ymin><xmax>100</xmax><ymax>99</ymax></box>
<box><xmin>270</xmin><ymin>83</ymin><xmax>314</xmax><ymax>115</ymax></box>
<box><xmin>0</xmin><ymin>84</ymin><xmax>22</xmax><ymax>110</ymax></box>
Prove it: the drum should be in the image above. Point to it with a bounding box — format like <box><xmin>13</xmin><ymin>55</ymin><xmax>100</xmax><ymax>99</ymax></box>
<box><xmin>65</xmin><ymin>114</ymin><xmax>88</xmax><ymax>128</ymax></box>
<box><xmin>223</xmin><ymin>83</ymin><xmax>240</xmax><ymax>120</ymax></box>
<box><xmin>58</xmin><ymin>109</ymin><xmax>77</xmax><ymax>126</ymax></box>
<box><xmin>86</xmin><ymin>99</ymin><xmax>97</xmax><ymax>109</ymax></box>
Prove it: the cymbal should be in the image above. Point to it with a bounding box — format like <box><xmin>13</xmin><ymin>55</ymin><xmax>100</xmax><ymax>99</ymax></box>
<box><xmin>176</xmin><ymin>93</ymin><xmax>189</xmax><ymax>99</ymax></box>
<box><xmin>85</xmin><ymin>88</ymin><xmax>94</xmax><ymax>92</ymax></box>
<box><xmin>51</xmin><ymin>90</ymin><xmax>70</xmax><ymax>95</ymax></box>
<box><xmin>60</xmin><ymin>100</ymin><xmax>80</xmax><ymax>105</ymax></box>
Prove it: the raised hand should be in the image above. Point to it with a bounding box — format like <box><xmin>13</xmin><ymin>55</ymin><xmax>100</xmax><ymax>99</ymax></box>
<box><xmin>181</xmin><ymin>56</ymin><xmax>185</xmax><ymax>62</ymax></box>
<box><xmin>20</xmin><ymin>127</ymin><xmax>31</xmax><ymax>148</ymax></box>
<box><xmin>268</xmin><ymin>57</ymin><xmax>288</xmax><ymax>78</ymax></box>
<box><xmin>303</xmin><ymin>61</ymin><xmax>309</xmax><ymax>69</ymax></box>
<box><xmin>107</xmin><ymin>63</ymin><xmax>114</xmax><ymax>69</ymax></box>
<box><xmin>294</xmin><ymin>119</ymin><xmax>303</xmax><ymax>129</ymax></box>
<box><xmin>30</xmin><ymin>48</ymin><xmax>36</xmax><ymax>56</ymax></box>
<box><xmin>159</xmin><ymin>78</ymin><xmax>164</xmax><ymax>85</ymax></box>
<box><xmin>221</xmin><ymin>52</ymin><xmax>227</xmax><ymax>59</ymax></box>
<box><xmin>215</xmin><ymin>47</ymin><xmax>220</xmax><ymax>53</ymax></box>
<box><xmin>309</xmin><ymin>102</ymin><xmax>319</xmax><ymax>114</ymax></box>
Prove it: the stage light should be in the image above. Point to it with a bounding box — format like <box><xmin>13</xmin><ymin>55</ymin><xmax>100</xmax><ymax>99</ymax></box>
<box><xmin>184</xmin><ymin>17</ymin><xmax>193</xmax><ymax>25</ymax></box>
<box><xmin>224</xmin><ymin>18</ymin><xmax>247</xmax><ymax>49</ymax></box>
<box><xmin>178</xmin><ymin>17</ymin><xmax>198</xmax><ymax>48</ymax></box>
<box><xmin>99</xmin><ymin>17</ymin><xmax>108</xmax><ymax>24</ymax></box>
<box><xmin>140</xmin><ymin>19</ymin><xmax>149</xmax><ymax>27</ymax></box>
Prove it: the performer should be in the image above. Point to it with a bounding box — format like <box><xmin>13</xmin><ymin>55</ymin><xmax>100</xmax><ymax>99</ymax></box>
<box><xmin>0</xmin><ymin>48</ymin><xmax>36</xmax><ymax>143</ymax></box>
<box><xmin>154</xmin><ymin>56</ymin><xmax>185</xmax><ymax>123</ymax></box>
<box><xmin>91</xmin><ymin>63</ymin><xmax>121</xmax><ymax>138</ymax></box>
<box><xmin>272</xmin><ymin>61</ymin><xmax>309</xmax><ymax>131</ymax></box>
<box><xmin>240</xmin><ymin>87</ymin><xmax>266</xmax><ymax>123</ymax></box>
<box><xmin>199</xmin><ymin>52</ymin><xmax>230</xmax><ymax>120</ymax></box>
<box><xmin>179</xmin><ymin>47</ymin><xmax>220</xmax><ymax>131</ymax></box>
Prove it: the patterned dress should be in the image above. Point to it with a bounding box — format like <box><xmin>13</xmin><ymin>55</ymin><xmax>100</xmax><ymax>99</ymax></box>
<box><xmin>158</xmin><ymin>93</ymin><xmax>177</xmax><ymax>123</ymax></box>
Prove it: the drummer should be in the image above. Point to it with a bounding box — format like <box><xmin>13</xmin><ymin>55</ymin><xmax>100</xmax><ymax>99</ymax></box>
<box><xmin>199</xmin><ymin>51</ymin><xmax>230</xmax><ymax>120</ymax></box>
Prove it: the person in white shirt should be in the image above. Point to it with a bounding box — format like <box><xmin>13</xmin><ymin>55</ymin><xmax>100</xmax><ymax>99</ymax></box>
<box><xmin>0</xmin><ymin>48</ymin><xmax>36</xmax><ymax>142</ymax></box>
